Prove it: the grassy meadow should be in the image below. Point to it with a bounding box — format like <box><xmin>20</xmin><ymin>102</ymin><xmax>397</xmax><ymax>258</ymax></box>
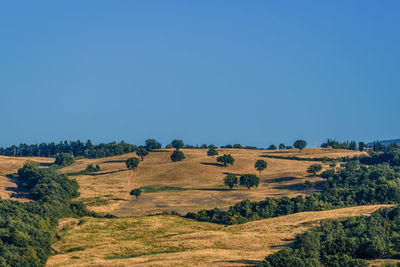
<box><xmin>0</xmin><ymin>147</ymin><xmax>373</xmax><ymax>266</ymax></box>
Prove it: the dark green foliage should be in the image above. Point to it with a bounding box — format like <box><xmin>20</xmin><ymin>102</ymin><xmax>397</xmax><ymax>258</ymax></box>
<box><xmin>307</xmin><ymin>164</ymin><xmax>323</xmax><ymax>177</ymax></box>
<box><xmin>359</xmin><ymin>142</ymin><xmax>366</xmax><ymax>151</ymax></box>
<box><xmin>223</xmin><ymin>175</ymin><xmax>238</xmax><ymax>189</ymax></box>
<box><xmin>208</xmin><ymin>144</ymin><xmax>217</xmax><ymax>149</ymax></box>
<box><xmin>278</xmin><ymin>143</ymin><xmax>286</xmax><ymax>150</ymax></box>
<box><xmin>86</xmin><ymin>164</ymin><xmax>100</xmax><ymax>172</ymax></box>
<box><xmin>233</xmin><ymin>144</ymin><xmax>242</xmax><ymax>149</ymax></box>
<box><xmin>170</xmin><ymin>150</ymin><xmax>185</xmax><ymax>162</ymax></box>
<box><xmin>171</xmin><ymin>140</ymin><xmax>184</xmax><ymax>150</ymax></box>
<box><xmin>199</xmin><ymin>144</ymin><xmax>208</xmax><ymax>149</ymax></box>
<box><xmin>262</xmin><ymin>206</ymin><xmax>400</xmax><ymax>266</ymax></box>
<box><xmin>0</xmin><ymin>140</ymin><xmax>137</xmax><ymax>158</ymax></box>
<box><xmin>136</xmin><ymin>146</ymin><xmax>149</xmax><ymax>161</ymax></box>
<box><xmin>0</xmin><ymin>163</ymin><xmax>83</xmax><ymax>266</ymax></box>
<box><xmin>255</xmin><ymin>160</ymin><xmax>267</xmax><ymax>174</ymax></box>
<box><xmin>286</xmin><ymin>145</ymin><xmax>293</xmax><ymax>149</ymax></box>
<box><xmin>349</xmin><ymin>140</ymin><xmax>357</xmax><ymax>150</ymax></box>
<box><xmin>321</xmin><ymin>139</ymin><xmax>352</xmax><ymax>149</ymax></box>
<box><xmin>329</xmin><ymin>161</ymin><xmax>337</xmax><ymax>168</ymax></box>
<box><xmin>268</xmin><ymin>144</ymin><xmax>277</xmax><ymax>150</ymax></box>
<box><xmin>239</xmin><ymin>174</ymin><xmax>259</xmax><ymax>189</ymax></box>
<box><xmin>130</xmin><ymin>188</ymin><xmax>142</xmax><ymax>199</ymax></box>
<box><xmin>54</xmin><ymin>153</ymin><xmax>75</xmax><ymax>167</ymax></box>
<box><xmin>126</xmin><ymin>157</ymin><xmax>140</xmax><ymax>170</ymax></box>
<box><xmin>207</xmin><ymin>148</ymin><xmax>218</xmax><ymax>157</ymax></box>
<box><xmin>145</xmin><ymin>139</ymin><xmax>161</xmax><ymax>151</ymax></box>
<box><xmin>188</xmin><ymin>161</ymin><xmax>400</xmax><ymax>225</ymax></box>
<box><xmin>294</xmin><ymin>140</ymin><xmax>307</xmax><ymax>151</ymax></box>
<box><xmin>217</xmin><ymin>154</ymin><xmax>235</xmax><ymax>167</ymax></box>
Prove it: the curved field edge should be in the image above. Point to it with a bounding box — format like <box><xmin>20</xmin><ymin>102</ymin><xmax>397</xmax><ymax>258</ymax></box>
<box><xmin>47</xmin><ymin>205</ymin><xmax>389</xmax><ymax>267</ymax></box>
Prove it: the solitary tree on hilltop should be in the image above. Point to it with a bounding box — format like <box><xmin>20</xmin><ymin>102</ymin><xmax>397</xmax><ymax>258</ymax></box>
<box><xmin>255</xmin><ymin>160</ymin><xmax>267</xmax><ymax>174</ymax></box>
<box><xmin>307</xmin><ymin>164</ymin><xmax>323</xmax><ymax>177</ymax></box>
<box><xmin>239</xmin><ymin>174</ymin><xmax>259</xmax><ymax>189</ymax></box>
<box><xmin>207</xmin><ymin>148</ymin><xmax>218</xmax><ymax>157</ymax></box>
<box><xmin>268</xmin><ymin>144</ymin><xmax>277</xmax><ymax>150</ymax></box>
<box><xmin>223</xmin><ymin>174</ymin><xmax>238</xmax><ymax>190</ymax></box>
<box><xmin>145</xmin><ymin>139</ymin><xmax>161</xmax><ymax>151</ymax></box>
<box><xmin>171</xmin><ymin>140</ymin><xmax>184</xmax><ymax>150</ymax></box>
<box><xmin>217</xmin><ymin>154</ymin><xmax>235</xmax><ymax>167</ymax></box>
<box><xmin>294</xmin><ymin>140</ymin><xmax>307</xmax><ymax>152</ymax></box>
<box><xmin>279</xmin><ymin>143</ymin><xmax>286</xmax><ymax>150</ymax></box>
<box><xmin>170</xmin><ymin>150</ymin><xmax>185</xmax><ymax>162</ymax></box>
<box><xmin>136</xmin><ymin>146</ymin><xmax>149</xmax><ymax>161</ymax></box>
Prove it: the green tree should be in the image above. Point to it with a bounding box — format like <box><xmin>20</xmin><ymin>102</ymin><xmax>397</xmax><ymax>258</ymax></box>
<box><xmin>307</xmin><ymin>164</ymin><xmax>322</xmax><ymax>177</ymax></box>
<box><xmin>145</xmin><ymin>139</ymin><xmax>161</xmax><ymax>151</ymax></box>
<box><xmin>359</xmin><ymin>141</ymin><xmax>366</xmax><ymax>151</ymax></box>
<box><xmin>223</xmin><ymin>174</ymin><xmax>238</xmax><ymax>189</ymax></box>
<box><xmin>349</xmin><ymin>140</ymin><xmax>357</xmax><ymax>150</ymax></box>
<box><xmin>200</xmin><ymin>144</ymin><xmax>208</xmax><ymax>149</ymax></box>
<box><xmin>54</xmin><ymin>153</ymin><xmax>75</xmax><ymax>167</ymax></box>
<box><xmin>126</xmin><ymin>157</ymin><xmax>140</xmax><ymax>170</ymax></box>
<box><xmin>217</xmin><ymin>154</ymin><xmax>235</xmax><ymax>167</ymax></box>
<box><xmin>329</xmin><ymin>161</ymin><xmax>337</xmax><ymax>168</ymax></box>
<box><xmin>136</xmin><ymin>146</ymin><xmax>149</xmax><ymax>161</ymax></box>
<box><xmin>207</xmin><ymin>148</ymin><xmax>219</xmax><ymax>157</ymax></box>
<box><xmin>294</xmin><ymin>140</ymin><xmax>307</xmax><ymax>152</ymax></box>
<box><xmin>171</xmin><ymin>140</ymin><xmax>184</xmax><ymax>150</ymax></box>
<box><xmin>239</xmin><ymin>174</ymin><xmax>259</xmax><ymax>189</ymax></box>
<box><xmin>170</xmin><ymin>150</ymin><xmax>185</xmax><ymax>162</ymax></box>
<box><xmin>268</xmin><ymin>144</ymin><xmax>277</xmax><ymax>150</ymax></box>
<box><xmin>279</xmin><ymin>143</ymin><xmax>286</xmax><ymax>150</ymax></box>
<box><xmin>130</xmin><ymin>188</ymin><xmax>142</xmax><ymax>199</ymax></box>
<box><xmin>255</xmin><ymin>159</ymin><xmax>267</xmax><ymax>174</ymax></box>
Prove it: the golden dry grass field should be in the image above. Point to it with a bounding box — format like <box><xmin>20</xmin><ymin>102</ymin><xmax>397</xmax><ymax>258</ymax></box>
<box><xmin>47</xmin><ymin>205</ymin><xmax>388</xmax><ymax>267</ymax></box>
<box><xmin>0</xmin><ymin>155</ymin><xmax>54</xmax><ymax>200</ymax></box>
<box><xmin>57</xmin><ymin>148</ymin><xmax>364</xmax><ymax>216</ymax></box>
<box><xmin>0</xmin><ymin>148</ymin><xmax>375</xmax><ymax>266</ymax></box>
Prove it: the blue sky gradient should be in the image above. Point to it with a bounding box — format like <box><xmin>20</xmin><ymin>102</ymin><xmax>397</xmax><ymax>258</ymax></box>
<box><xmin>1</xmin><ymin>1</ymin><xmax>399</xmax><ymax>147</ymax></box>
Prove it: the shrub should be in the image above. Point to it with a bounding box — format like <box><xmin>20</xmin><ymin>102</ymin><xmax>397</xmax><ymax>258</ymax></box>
<box><xmin>239</xmin><ymin>174</ymin><xmax>259</xmax><ymax>189</ymax></box>
<box><xmin>54</xmin><ymin>153</ymin><xmax>75</xmax><ymax>167</ymax></box>
<box><xmin>170</xmin><ymin>150</ymin><xmax>185</xmax><ymax>162</ymax></box>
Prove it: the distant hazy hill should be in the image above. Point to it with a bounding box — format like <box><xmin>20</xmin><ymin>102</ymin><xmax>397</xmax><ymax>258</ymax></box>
<box><xmin>368</xmin><ymin>139</ymin><xmax>400</xmax><ymax>146</ymax></box>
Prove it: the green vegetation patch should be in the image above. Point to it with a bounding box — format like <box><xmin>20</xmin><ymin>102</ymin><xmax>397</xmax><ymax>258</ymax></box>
<box><xmin>105</xmin><ymin>249</ymin><xmax>181</xmax><ymax>260</ymax></box>
<box><xmin>139</xmin><ymin>186</ymin><xmax>187</xmax><ymax>193</ymax></box>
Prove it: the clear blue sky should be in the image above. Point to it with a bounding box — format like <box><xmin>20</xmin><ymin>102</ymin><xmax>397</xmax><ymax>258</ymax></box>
<box><xmin>1</xmin><ymin>1</ymin><xmax>399</xmax><ymax>147</ymax></box>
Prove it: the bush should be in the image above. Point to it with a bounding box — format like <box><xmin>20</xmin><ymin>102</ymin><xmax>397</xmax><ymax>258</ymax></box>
<box><xmin>54</xmin><ymin>153</ymin><xmax>75</xmax><ymax>167</ymax></box>
<box><xmin>170</xmin><ymin>150</ymin><xmax>185</xmax><ymax>162</ymax></box>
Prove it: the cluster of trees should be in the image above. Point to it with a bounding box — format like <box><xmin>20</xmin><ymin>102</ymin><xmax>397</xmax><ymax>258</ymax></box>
<box><xmin>321</xmin><ymin>139</ymin><xmax>363</xmax><ymax>151</ymax></box>
<box><xmin>359</xmin><ymin>143</ymin><xmax>400</xmax><ymax>166</ymax></box>
<box><xmin>0</xmin><ymin>162</ymin><xmax>92</xmax><ymax>265</ymax></box>
<box><xmin>187</xmin><ymin>160</ymin><xmax>400</xmax><ymax>225</ymax></box>
<box><xmin>262</xmin><ymin>206</ymin><xmax>400</xmax><ymax>266</ymax></box>
<box><xmin>223</xmin><ymin>174</ymin><xmax>260</xmax><ymax>190</ymax></box>
<box><xmin>0</xmin><ymin>140</ymin><xmax>137</xmax><ymax>158</ymax></box>
<box><xmin>54</xmin><ymin>152</ymin><xmax>75</xmax><ymax>167</ymax></box>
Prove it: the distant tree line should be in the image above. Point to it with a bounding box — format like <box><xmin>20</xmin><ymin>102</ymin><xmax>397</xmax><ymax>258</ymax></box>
<box><xmin>0</xmin><ymin>140</ymin><xmax>137</xmax><ymax>158</ymax></box>
<box><xmin>187</xmin><ymin>160</ymin><xmax>400</xmax><ymax>225</ymax></box>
